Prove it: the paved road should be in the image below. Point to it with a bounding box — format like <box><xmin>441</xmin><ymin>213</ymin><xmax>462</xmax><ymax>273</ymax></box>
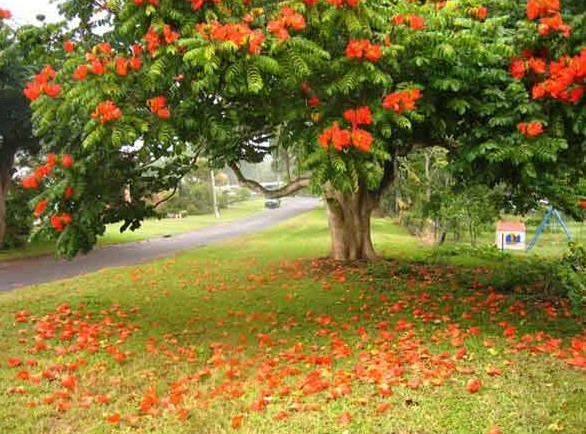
<box><xmin>0</xmin><ymin>197</ymin><xmax>319</xmax><ymax>292</ymax></box>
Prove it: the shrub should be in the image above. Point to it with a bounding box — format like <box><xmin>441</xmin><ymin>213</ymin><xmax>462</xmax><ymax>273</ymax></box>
<box><xmin>2</xmin><ymin>183</ymin><xmax>35</xmax><ymax>249</ymax></box>
<box><xmin>545</xmin><ymin>243</ymin><xmax>585</xmax><ymax>310</ymax></box>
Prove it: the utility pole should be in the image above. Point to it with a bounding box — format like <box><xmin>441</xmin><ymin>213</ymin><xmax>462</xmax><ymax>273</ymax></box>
<box><xmin>210</xmin><ymin>169</ymin><xmax>220</xmax><ymax>218</ymax></box>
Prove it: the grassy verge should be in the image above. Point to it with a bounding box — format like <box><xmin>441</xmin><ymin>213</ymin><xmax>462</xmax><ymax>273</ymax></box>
<box><xmin>0</xmin><ymin>199</ymin><xmax>266</xmax><ymax>262</ymax></box>
<box><xmin>0</xmin><ymin>210</ymin><xmax>584</xmax><ymax>434</ymax></box>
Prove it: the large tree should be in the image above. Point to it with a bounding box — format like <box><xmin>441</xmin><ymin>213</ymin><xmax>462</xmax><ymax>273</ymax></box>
<box><xmin>24</xmin><ymin>0</ymin><xmax>586</xmax><ymax>259</ymax></box>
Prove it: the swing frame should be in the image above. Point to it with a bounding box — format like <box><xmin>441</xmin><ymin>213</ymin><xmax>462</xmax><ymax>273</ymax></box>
<box><xmin>526</xmin><ymin>206</ymin><xmax>573</xmax><ymax>251</ymax></box>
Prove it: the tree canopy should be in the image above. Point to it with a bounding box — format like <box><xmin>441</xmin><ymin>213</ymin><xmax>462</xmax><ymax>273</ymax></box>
<box><xmin>21</xmin><ymin>0</ymin><xmax>586</xmax><ymax>259</ymax></box>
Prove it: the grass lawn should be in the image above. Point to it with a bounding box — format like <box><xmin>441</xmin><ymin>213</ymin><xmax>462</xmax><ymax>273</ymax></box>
<box><xmin>0</xmin><ymin>210</ymin><xmax>584</xmax><ymax>434</ymax></box>
<box><xmin>0</xmin><ymin>199</ymin><xmax>266</xmax><ymax>262</ymax></box>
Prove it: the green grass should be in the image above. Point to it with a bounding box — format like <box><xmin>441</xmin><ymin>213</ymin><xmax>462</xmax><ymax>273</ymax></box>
<box><xmin>0</xmin><ymin>210</ymin><xmax>584</xmax><ymax>434</ymax></box>
<box><xmin>0</xmin><ymin>199</ymin><xmax>266</xmax><ymax>262</ymax></box>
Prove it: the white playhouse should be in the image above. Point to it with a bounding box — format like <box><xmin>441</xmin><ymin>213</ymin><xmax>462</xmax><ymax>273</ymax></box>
<box><xmin>496</xmin><ymin>221</ymin><xmax>526</xmax><ymax>251</ymax></box>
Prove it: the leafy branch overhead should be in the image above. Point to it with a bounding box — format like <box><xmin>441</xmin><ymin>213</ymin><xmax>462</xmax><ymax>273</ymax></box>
<box><xmin>14</xmin><ymin>0</ymin><xmax>586</xmax><ymax>258</ymax></box>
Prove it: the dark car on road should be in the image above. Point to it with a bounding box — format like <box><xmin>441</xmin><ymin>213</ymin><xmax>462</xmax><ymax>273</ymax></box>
<box><xmin>264</xmin><ymin>198</ymin><xmax>281</xmax><ymax>209</ymax></box>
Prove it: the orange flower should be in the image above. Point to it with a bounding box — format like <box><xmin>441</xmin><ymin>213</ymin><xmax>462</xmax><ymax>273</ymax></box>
<box><xmin>148</xmin><ymin>96</ymin><xmax>167</xmax><ymax>113</ymax></box>
<box><xmin>330</xmin><ymin>122</ymin><xmax>351</xmax><ymax>150</ymax></box>
<box><xmin>148</xmin><ymin>96</ymin><xmax>171</xmax><ymax>119</ymax></box>
<box><xmin>477</xmin><ymin>6</ymin><xmax>488</xmax><ymax>20</ymax></box>
<box><xmin>343</xmin><ymin>106</ymin><xmax>372</xmax><ymax>128</ymax></box>
<box><xmin>92</xmin><ymin>101</ymin><xmax>122</xmax><ymax>123</ymax></box>
<box><xmin>308</xmin><ymin>96</ymin><xmax>320</xmax><ymax>107</ymax></box>
<box><xmin>98</xmin><ymin>42</ymin><xmax>112</xmax><ymax>55</ymax></box>
<box><xmin>364</xmin><ymin>44</ymin><xmax>382</xmax><ymax>62</ymax></box>
<box><xmin>346</xmin><ymin>39</ymin><xmax>366</xmax><ymax>59</ymax></box>
<box><xmin>23</xmin><ymin>82</ymin><xmax>42</xmax><ymax>101</ymax></box>
<box><xmin>90</xmin><ymin>59</ymin><xmax>106</xmax><ymax>75</ymax></box>
<box><xmin>350</xmin><ymin>129</ymin><xmax>374</xmax><ymax>152</ymax></box>
<box><xmin>231</xmin><ymin>414</ymin><xmax>244</xmax><ymax>428</ymax></box>
<box><xmin>382</xmin><ymin>89</ymin><xmax>422</xmax><ymax>114</ymax></box>
<box><xmin>144</xmin><ymin>26</ymin><xmax>161</xmax><ymax>54</ymax></box>
<box><xmin>129</xmin><ymin>57</ymin><xmax>142</xmax><ymax>70</ymax></box>
<box><xmin>106</xmin><ymin>413</ymin><xmax>121</xmax><ymax>423</ymax></box>
<box><xmin>35</xmin><ymin>165</ymin><xmax>52</xmax><ymax>179</ymax></box>
<box><xmin>163</xmin><ymin>24</ymin><xmax>179</xmax><ymax>44</ymax></box>
<box><xmin>62</xmin><ymin>154</ymin><xmax>75</xmax><ymax>168</ymax></box>
<box><xmin>73</xmin><ymin>65</ymin><xmax>88</xmax><ymax>81</ymax></box>
<box><xmin>466</xmin><ymin>378</ymin><xmax>481</xmax><ymax>393</ymax></box>
<box><xmin>408</xmin><ymin>15</ymin><xmax>426</xmax><ymax>30</ymax></box>
<box><xmin>115</xmin><ymin>58</ymin><xmax>128</xmax><ymax>76</ymax></box>
<box><xmin>346</xmin><ymin>39</ymin><xmax>380</xmax><ymax>62</ymax></box>
<box><xmin>22</xmin><ymin>176</ymin><xmax>39</xmax><ymax>189</ymax></box>
<box><xmin>518</xmin><ymin>121</ymin><xmax>543</xmax><ymax>136</ymax></box>
<box><xmin>528</xmin><ymin>57</ymin><xmax>546</xmax><ymax>74</ymax></box>
<box><xmin>64</xmin><ymin>40</ymin><xmax>75</xmax><ymax>53</ymax></box>
<box><xmin>44</xmin><ymin>83</ymin><xmax>62</xmax><ymax>98</ymax></box>
<box><xmin>34</xmin><ymin>200</ymin><xmax>48</xmax><ymax>217</ymax></box>
<box><xmin>156</xmin><ymin>108</ymin><xmax>171</xmax><ymax>119</ymax></box>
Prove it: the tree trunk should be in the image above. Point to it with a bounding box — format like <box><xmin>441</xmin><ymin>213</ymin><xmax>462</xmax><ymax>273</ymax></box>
<box><xmin>325</xmin><ymin>182</ymin><xmax>378</xmax><ymax>261</ymax></box>
<box><xmin>0</xmin><ymin>151</ymin><xmax>14</xmax><ymax>248</ymax></box>
<box><xmin>283</xmin><ymin>150</ymin><xmax>292</xmax><ymax>183</ymax></box>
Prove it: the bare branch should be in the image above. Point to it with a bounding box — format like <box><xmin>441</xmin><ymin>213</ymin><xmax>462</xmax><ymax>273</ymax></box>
<box><xmin>152</xmin><ymin>186</ymin><xmax>178</xmax><ymax>208</ymax></box>
<box><xmin>229</xmin><ymin>162</ymin><xmax>310</xmax><ymax>198</ymax></box>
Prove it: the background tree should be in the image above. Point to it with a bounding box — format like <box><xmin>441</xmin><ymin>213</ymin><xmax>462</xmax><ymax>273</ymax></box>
<box><xmin>25</xmin><ymin>0</ymin><xmax>586</xmax><ymax>260</ymax></box>
<box><xmin>0</xmin><ymin>13</ymin><xmax>44</xmax><ymax>247</ymax></box>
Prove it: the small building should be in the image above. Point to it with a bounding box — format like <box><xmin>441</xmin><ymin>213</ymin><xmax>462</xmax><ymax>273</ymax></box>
<box><xmin>496</xmin><ymin>221</ymin><xmax>526</xmax><ymax>251</ymax></box>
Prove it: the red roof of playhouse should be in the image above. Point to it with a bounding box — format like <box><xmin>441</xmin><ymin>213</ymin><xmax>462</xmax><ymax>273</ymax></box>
<box><xmin>497</xmin><ymin>221</ymin><xmax>526</xmax><ymax>231</ymax></box>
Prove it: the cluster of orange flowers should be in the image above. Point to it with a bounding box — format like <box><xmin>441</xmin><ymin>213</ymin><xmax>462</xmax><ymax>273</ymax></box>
<box><xmin>318</xmin><ymin>107</ymin><xmax>374</xmax><ymax>152</ymax></box>
<box><xmin>526</xmin><ymin>0</ymin><xmax>570</xmax><ymax>37</ymax></box>
<box><xmin>511</xmin><ymin>3</ymin><xmax>583</xmax><ymax>106</ymax></box>
<box><xmin>21</xmin><ymin>154</ymin><xmax>75</xmax><ymax>231</ymax></box>
<box><xmin>71</xmin><ymin>43</ymin><xmax>141</xmax><ymax>81</ymax></box>
<box><xmin>22</xmin><ymin>154</ymin><xmax>74</xmax><ymax>190</ymax></box>
<box><xmin>382</xmin><ymin>89</ymin><xmax>422</xmax><ymax>115</ymax></box>
<box><xmin>23</xmin><ymin>66</ymin><xmax>62</xmax><ymax>101</ymax></box>
<box><xmin>64</xmin><ymin>40</ymin><xmax>75</xmax><ymax>53</ymax></box>
<box><xmin>91</xmin><ymin>100</ymin><xmax>123</xmax><ymax>123</ymax></box>
<box><xmin>509</xmin><ymin>55</ymin><xmax>547</xmax><ymax>80</ymax></box>
<box><xmin>345</xmin><ymin>39</ymin><xmax>382</xmax><ymax>63</ymax></box>
<box><xmin>267</xmin><ymin>6</ymin><xmax>306</xmax><ymax>41</ymax></box>
<box><xmin>300</xmin><ymin>82</ymin><xmax>321</xmax><ymax>107</ymax></box>
<box><xmin>196</xmin><ymin>22</ymin><xmax>266</xmax><ymax>55</ymax></box>
<box><xmin>392</xmin><ymin>14</ymin><xmax>426</xmax><ymax>30</ymax></box>
<box><xmin>517</xmin><ymin>121</ymin><xmax>544</xmax><ymax>137</ymax></box>
<box><xmin>50</xmin><ymin>213</ymin><xmax>73</xmax><ymax>232</ymax></box>
<box><xmin>532</xmin><ymin>49</ymin><xmax>586</xmax><ymax>103</ymax></box>
<box><xmin>469</xmin><ymin>6</ymin><xmax>488</xmax><ymax>21</ymax></box>
<box><xmin>144</xmin><ymin>24</ymin><xmax>179</xmax><ymax>56</ymax></box>
<box><xmin>148</xmin><ymin>96</ymin><xmax>171</xmax><ymax>119</ymax></box>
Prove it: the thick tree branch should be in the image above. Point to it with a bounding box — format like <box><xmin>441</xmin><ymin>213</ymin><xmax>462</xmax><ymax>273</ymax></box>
<box><xmin>371</xmin><ymin>137</ymin><xmax>457</xmax><ymax>198</ymax></box>
<box><xmin>372</xmin><ymin>158</ymin><xmax>395</xmax><ymax>198</ymax></box>
<box><xmin>152</xmin><ymin>185</ymin><xmax>178</xmax><ymax>208</ymax></box>
<box><xmin>229</xmin><ymin>162</ymin><xmax>310</xmax><ymax>198</ymax></box>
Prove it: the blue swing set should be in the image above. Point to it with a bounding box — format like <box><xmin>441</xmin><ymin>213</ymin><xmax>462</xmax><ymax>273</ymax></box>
<box><xmin>526</xmin><ymin>206</ymin><xmax>573</xmax><ymax>251</ymax></box>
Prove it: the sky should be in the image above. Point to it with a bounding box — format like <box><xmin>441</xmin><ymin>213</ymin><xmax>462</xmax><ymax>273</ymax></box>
<box><xmin>2</xmin><ymin>0</ymin><xmax>62</xmax><ymax>26</ymax></box>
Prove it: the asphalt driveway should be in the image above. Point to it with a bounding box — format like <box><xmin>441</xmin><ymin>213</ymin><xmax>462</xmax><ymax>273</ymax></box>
<box><xmin>0</xmin><ymin>197</ymin><xmax>319</xmax><ymax>292</ymax></box>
